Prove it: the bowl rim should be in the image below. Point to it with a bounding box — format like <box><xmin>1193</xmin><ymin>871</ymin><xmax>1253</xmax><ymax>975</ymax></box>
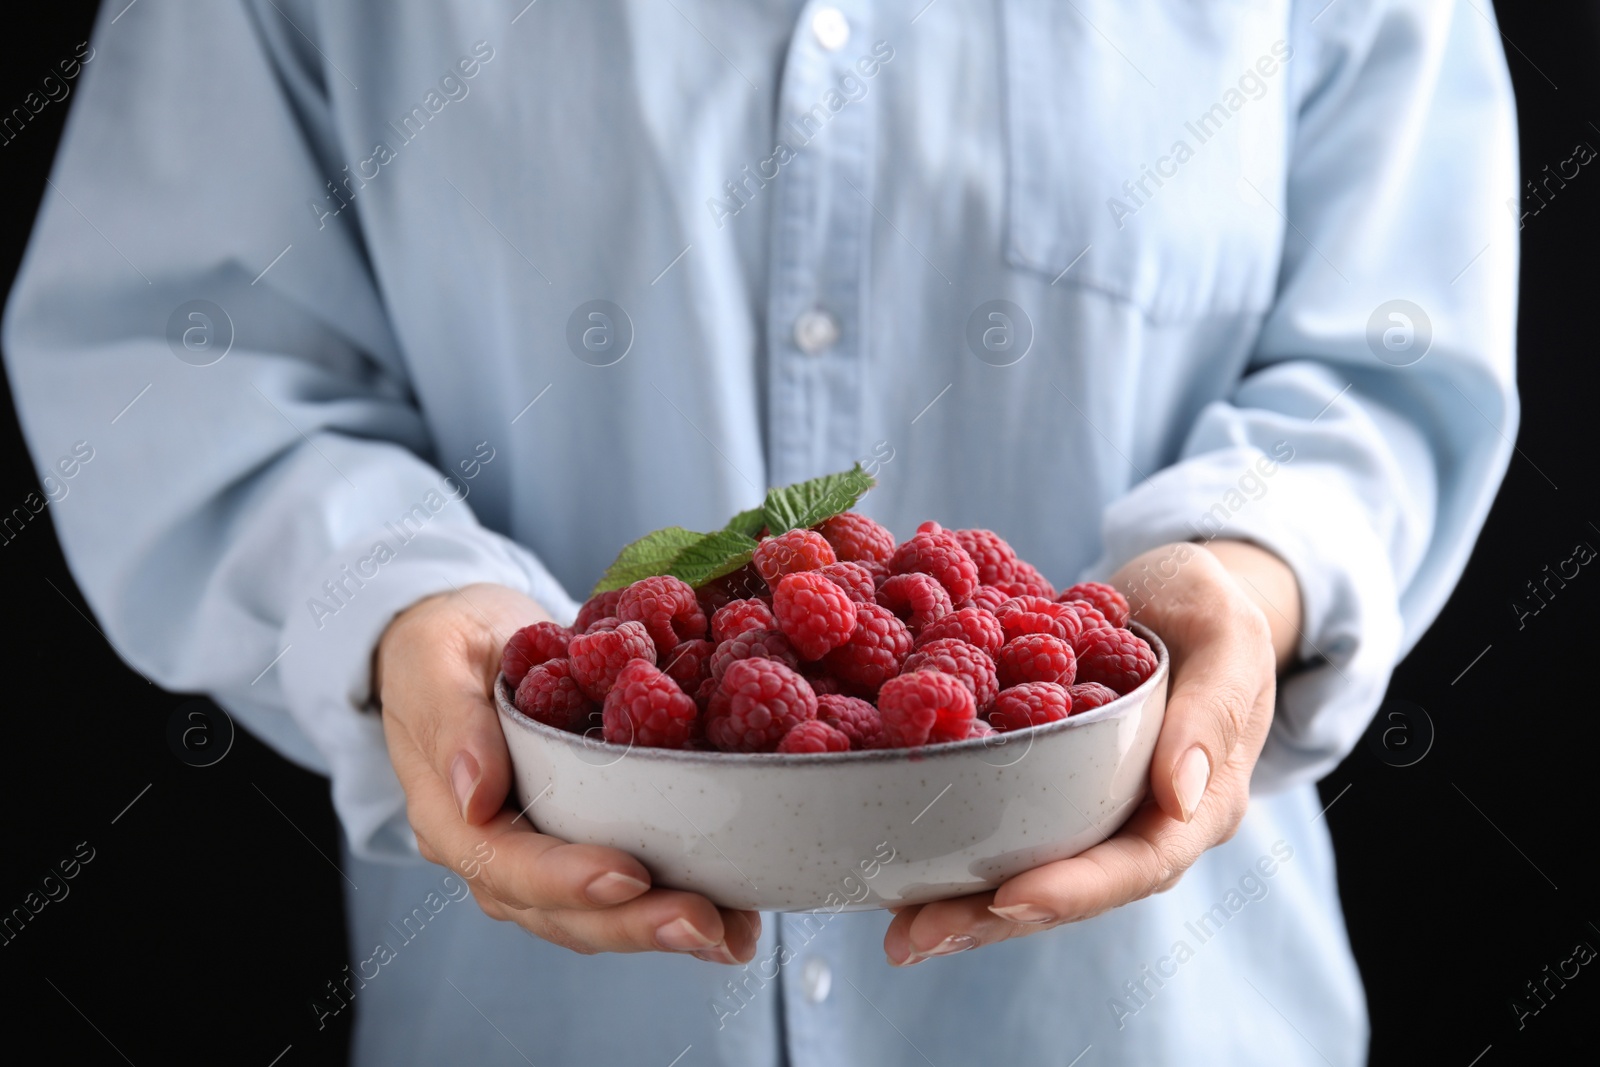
<box><xmin>496</xmin><ymin>621</ymin><xmax>1168</xmax><ymax>766</ymax></box>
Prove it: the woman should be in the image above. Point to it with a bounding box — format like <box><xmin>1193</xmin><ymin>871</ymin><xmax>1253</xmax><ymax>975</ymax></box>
<box><xmin>3</xmin><ymin>0</ymin><xmax>1517</xmax><ymax>1063</ymax></box>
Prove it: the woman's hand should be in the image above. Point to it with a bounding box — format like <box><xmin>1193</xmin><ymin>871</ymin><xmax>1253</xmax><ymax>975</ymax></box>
<box><xmin>375</xmin><ymin>582</ymin><xmax>761</xmax><ymax>964</ymax></box>
<box><xmin>883</xmin><ymin>540</ymin><xmax>1300</xmax><ymax>966</ymax></box>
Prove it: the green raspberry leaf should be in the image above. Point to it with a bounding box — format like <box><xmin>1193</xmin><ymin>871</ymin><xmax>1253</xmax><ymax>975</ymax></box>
<box><xmin>592</xmin><ymin>526</ymin><xmax>704</xmax><ymax>594</ymax></box>
<box><xmin>666</xmin><ymin>529</ymin><xmax>760</xmax><ymax>587</ymax></box>
<box><xmin>723</xmin><ymin>505</ymin><xmax>767</xmax><ymax>538</ymax></box>
<box><xmin>762</xmin><ymin>463</ymin><xmax>877</xmax><ymax>535</ymax></box>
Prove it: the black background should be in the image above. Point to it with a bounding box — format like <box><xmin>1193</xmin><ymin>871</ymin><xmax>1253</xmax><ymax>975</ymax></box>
<box><xmin>2</xmin><ymin>3</ymin><xmax>1595</xmax><ymax>1064</ymax></box>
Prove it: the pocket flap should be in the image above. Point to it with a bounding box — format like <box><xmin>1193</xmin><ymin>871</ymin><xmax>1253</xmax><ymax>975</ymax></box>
<box><xmin>1003</xmin><ymin>0</ymin><xmax>1293</xmax><ymax>321</ymax></box>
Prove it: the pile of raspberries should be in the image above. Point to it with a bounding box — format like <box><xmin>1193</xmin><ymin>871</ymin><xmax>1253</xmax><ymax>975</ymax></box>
<box><xmin>501</xmin><ymin>517</ymin><xmax>1157</xmax><ymax>754</ymax></box>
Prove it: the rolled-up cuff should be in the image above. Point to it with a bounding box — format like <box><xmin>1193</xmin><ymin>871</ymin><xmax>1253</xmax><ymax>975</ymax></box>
<box><xmin>276</xmin><ymin>522</ymin><xmax>580</xmax><ymax>862</ymax></box>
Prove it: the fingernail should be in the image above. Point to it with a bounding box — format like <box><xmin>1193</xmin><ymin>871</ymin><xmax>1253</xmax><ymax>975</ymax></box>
<box><xmin>585</xmin><ymin>871</ymin><xmax>650</xmax><ymax>905</ymax></box>
<box><xmin>655</xmin><ymin>917</ymin><xmax>719</xmax><ymax>952</ymax></box>
<box><xmin>691</xmin><ymin>944</ymin><xmax>741</xmax><ymax>965</ymax></box>
<box><xmin>888</xmin><ymin>947</ymin><xmax>927</xmax><ymax>967</ymax></box>
<box><xmin>988</xmin><ymin>903</ymin><xmax>1056</xmax><ymax>924</ymax></box>
<box><xmin>1173</xmin><ymin>745</ymin><xmax>1211</xmax><ymax>822</ymax></box>
<box><xmin>910</xmin><ymin>934</ymin><xmax>976</xmax><ymax>962</ymax></box>
<box><xmin>451</xmin><ymin>752</ymin><xmax>481</xmax><ymax>822</ymax></box>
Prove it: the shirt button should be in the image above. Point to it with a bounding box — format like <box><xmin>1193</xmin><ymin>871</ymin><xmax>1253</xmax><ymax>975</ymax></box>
<box><xmin>811</xmin><ymin>7</ymin><xmax>850</xmax><ymax>52</ymax></box>
<box><xmin>801</xmin><ymin>956</ymin><xmax>832</xmax><ymax>1004</ymax></box>
<box><xmin>793</xmin><ymin>309</ymin><xmax>841</xmax><ymax>355</ymax></box>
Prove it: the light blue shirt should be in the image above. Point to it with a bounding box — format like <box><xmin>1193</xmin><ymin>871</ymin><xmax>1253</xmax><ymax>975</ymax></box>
<box><xmin>3</xmin><ymin>1</ymin><xmax>1517</xmax><ymax>1064</ymax></box>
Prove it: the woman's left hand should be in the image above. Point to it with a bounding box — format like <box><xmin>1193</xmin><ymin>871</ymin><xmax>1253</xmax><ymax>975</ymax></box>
<box><xmin>883</xmin><ymin>539</ymin><xmax>1301</xmax><ymax>966</ymax></box>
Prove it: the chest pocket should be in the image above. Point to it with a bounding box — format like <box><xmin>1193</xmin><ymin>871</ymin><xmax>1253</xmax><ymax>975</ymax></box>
<box><xmin>1001</xmin><ymin>0</ymin><xmax>1294</xmax><ymax>322</ymax></box>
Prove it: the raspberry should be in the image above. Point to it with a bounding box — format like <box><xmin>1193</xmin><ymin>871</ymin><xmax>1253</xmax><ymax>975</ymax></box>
<box><xmin>889</xmin><ymin>527</ymin><xmax>979</xmax><ymax>603</ymax></box>
<box><xmin>995</xmin><ymin>632</ymin><xmax>1077</xmax><ymax>689</ymax></box>
<box><xmin>901</xmin><ymin>638</ymin><xmax>999</xmax><ymax>714</ymax></box>
<box><xmin>993</xmin><ymin>595</ymin><xmax>1082</xmax><ymax>645</ymax></box>
<box><xmin>1074</xmin><ymin>627</ymin><xmax>1157</xmax><ymax>694</ymax></box>
<box><xmin>501</xmin><ymin>621</ymin><xmax>573</xmax><ymax>687</ymax></box>
<box><xmin>711</xmin><ymin>598</ymin><xmax>777</xmax><ymax>643</ymax></box>
<box><xmin>773</xmin><ymin>571</ymin><xmax>859</xmax><ymax>660</ymax></box>
<box><xmin>815</xmin><ymin>693</ymin><xmax>884</xmax><ymax>749</ymax></box>
<box><xmin>878</xmin><ymin>670</ymin><xmax>976</xmax><ymax>747</ymax></box>
<box><xmin>816</xmin><ymin>561</ymin><xmax>877</xmax><ymax>604</ymax></box>
<box><xmin>989</xmin><ymin>681</ymin><xmax>1072</xmax><ymax>732</ymax></box>
<box><xmin>693</xmin><ymin>674</ymin><xmax>720</xmax><ymax>714</ymax></box>
<box><xmin>753</xmin><ymin>529</ymin><xmax>836</xmax><ymax>585</ymax></box>
<box><xmin>617</xmin><ymin>575</ymin><xmax>708</xmax><ymax>657</ymax></box>
<box><xmin>514</xmin><ymin>659</ymin><xmax>597</xmax><ymax>732</ymax></box>
<box><xmin>568</xmin><ymin>620</ymin><xmax>657</xmax><ymax>701</ymax></box>
<box><xmin>967</xmin><ymin>718</ymin><xmax>997</xmax><ymax>739</ymax></box>
<box><xmin>1059</xmin><ymin>598</ymin><xmax>1115</xmax><ymax>639</ymax></box>
<box><xmin>696</xmin><ymin>564</ymin><xmax>768</xmax><ymax>617</ymax></box>
<box><xmin>995</xmin><ymin>559</ymin><xmax>1055</xmax><ymax>600</ymax></box>
<box><xmin>857</xmin><ymin>559</ymin><xmax>891</xmax><ymax>587</ymax></box>
<box><xmin>1058</xmin><ymin>582</ymin><xmax>1131</xmax><ymax>628</ymax></box>
<box><xmin>708</xmin><ymin>628</ymin><xmax>800</xmax><ymax>680</ymax></box>
<box><xmin>602</xmin><ymin>660</ymin><xmax>699</xmax><ymax>748</ymax></box>
<box><xmin>802</xmin><ymin>667</ymin><xmax>843</xmax><ymax>695</ymax></box>
<box><xmin>583</xmin><ymin>616</ymin><xmax>622</xmax><ymax>634</ymax></box>
<box><xmin>953</xmin><ymin>529</ymin><xmax>1020</xmax><ymax>588</ymax></box>
<box><xmin>776</xmin><ymin>719</ymin><xmax>852</xmax><ymax>753</ymax></box>
<box><xmin>574</xmin><ymin>589</ymin><xmax>623</xmax><ymax>633</ymax></box>
<box><xmin>876</xmin><ymin>572</ymin><xmax>953</xmax><ymax>633</ymax></box>
<box><xmin>820</xmin><ymin>602</ymin><xmax>912</xmax><ymax>696</ymax></box>
<box><xmin>661</xmin><ymin>638</ymin><xmax>715</xmax><ymax>693</ymax></box>
<box><xmin>1067</xmin><ymin>681</ymin><xmax>1121</xmax><ymax>712</ymax></box>
<box><xmin>706</xmin><ymin>658</ymin><xmax>818</xmax><ymax>752</ymax></box>
<box><xmin>815</xmin><ymin>511</ymin><xmax>896</xmax><ymax>564</ymax></box>
<box><xmin>914</xmin><ymin>606</ymin><xmax>1005</xmax><ymax>657</ymax></box>
<box><xmin>963</xmin><ymin>585</ymin><xmax>1011</xmax><ymax>612</ymax></box>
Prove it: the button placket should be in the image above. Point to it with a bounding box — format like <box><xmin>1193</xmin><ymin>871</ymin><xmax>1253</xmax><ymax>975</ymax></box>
<box><xmin>801</xmin><ymin>955</ymin><xmax>833</xmax><ymax>1003</ymax></box>
<box><xmin>763</xmin><ymin>0</ymin><xmax>876</xmax><ymax>487</ymax></box>
<box><xmin>811</xmin><ymin>7</ymin><xmax>851</xmax><ymax>51</ymax></box>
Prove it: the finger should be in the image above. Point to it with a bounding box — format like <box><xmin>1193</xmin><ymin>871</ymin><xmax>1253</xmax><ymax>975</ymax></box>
<box><xmin>699</xmin><ymin>908</ymin><xmax>763</xmax><ymax>965</ymax></box>
<box><xmin>882</xmin><ymin>905</ymin><xmax>922</xmax><ymax>965</ymax></box>
<box><xmin>428</xmin><ymin>650</ymin><xmax>517</xmax><ymax>826</ymax></box>
<box><xmin>505</xmin><ymin>890</ymin><xmax>758</xmax><ymax>960</ymax></box>
<box><xmin>988</xmin><ymin>801</ymin><xmax>1210</xmax><ymax>926</ymax></box>
<box><xmin>1147</xmin><ymin>605</ymin><xmax>1271</xmax><ymax>823</ymax></box>
<box><xmin>406</xmin><ymin>775</ymin><xmax>657</xmax><ymax>911</ymax></box>
<box><xmin>883</xmin><ymin>893</ymin><xmax>1037</xmax><ymax>966</ymax></box>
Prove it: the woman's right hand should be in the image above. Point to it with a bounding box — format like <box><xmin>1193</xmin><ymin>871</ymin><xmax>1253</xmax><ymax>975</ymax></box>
<box><xmin>375</xmin><ymin>582</ymin><xmax>760</xmax><ymax>964</ymax></box>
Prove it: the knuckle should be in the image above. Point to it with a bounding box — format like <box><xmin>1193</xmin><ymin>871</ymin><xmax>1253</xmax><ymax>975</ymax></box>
<box><xmin>1142</xmin><ymin>832</ymin><xmax>1205</xmax><ymax>898</ymax></box>
<box><xmin>1213</xmin><ymin>790</ymin><xmax>1251</xmax><ymax>844</ymax></box>
<box><xmin>470</xmin><ymin>887</ymin><xmax>509</xmax><ymax>921</ymax></box>
<box><xmin>1201</xmin><ymin>681</ymin><xmax>1253</xmax><ymax>756</ymax></box>
<box><xmin>529</xmin><ymin>913</ymin><xmax>598</xmax><ymax>955</ymax></box>
<box><xmin>415</xmin><ymin>837</ymin><xmax>441</xmax><ymax>865</ymax></box>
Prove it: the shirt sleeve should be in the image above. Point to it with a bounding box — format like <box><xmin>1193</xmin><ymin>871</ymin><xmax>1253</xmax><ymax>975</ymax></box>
<box><xmin>1</xmin><ymin>1</ymin><xmax>579</xmax><ymax>860</ymax></box>
<box><xmin>1089</xmin><ymin>0</ymin><xmax>1519</xmax><ymax>792</ymax></box>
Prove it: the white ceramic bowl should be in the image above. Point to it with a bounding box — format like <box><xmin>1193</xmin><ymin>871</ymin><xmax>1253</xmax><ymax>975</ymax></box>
<box><xmin>496</xmin><ymin>623</ymin><xmax>1168</xmax><ymax>912</ymax></box>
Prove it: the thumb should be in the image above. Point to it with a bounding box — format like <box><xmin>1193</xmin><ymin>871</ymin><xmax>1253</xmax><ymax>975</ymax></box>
<box><xmin>1146</xmin><ymin>634</ymin><xmax>1257</xmax><ymax>824</ymax></box>
<box><xmin>378</xmin><ymin>584</ymin><xmax>552</xmax><ymax>830</ymax></box>
<box><xmin>443</xmin><ymin>650</ymin><xmax>516</xmax><ymax>827</ymax></box>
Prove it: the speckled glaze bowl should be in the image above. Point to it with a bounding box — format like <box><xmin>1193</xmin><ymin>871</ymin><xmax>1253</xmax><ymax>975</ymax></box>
<box><xmin>495</xmin><ymin>623</ymin><xmax>1168</xmax><ymax>912</ymax></box>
